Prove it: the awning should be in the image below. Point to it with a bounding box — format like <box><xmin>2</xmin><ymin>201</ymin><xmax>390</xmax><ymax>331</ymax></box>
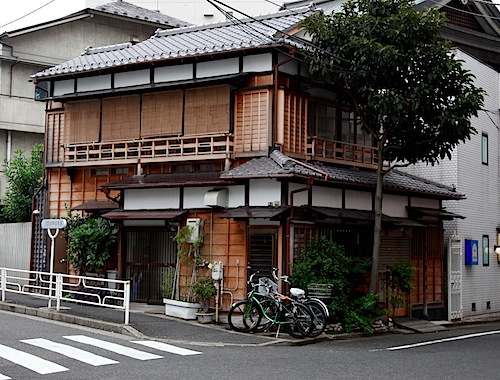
<box><xmin>101</xmin><ymin>209</ymin><xmax>186</xmax><ymax>220</ymax></box>
<box><xmin>406</xmin><ymin>206</ymin><xmax>465</xmax><ymax>220</ymax></box>
<box><xmin>220</xmin><ymin>206</ymin><xmax>291</xmax><ymax>220</ymax></box>
<box><xmin>307</xmin><ymin>206</ymin><xmax>427</xmax><ymax>226</ymax></box>
<box><xmin>71</xmin><ymin>201</ymin><xmax>119</xmax><ymax>211</ymax></box>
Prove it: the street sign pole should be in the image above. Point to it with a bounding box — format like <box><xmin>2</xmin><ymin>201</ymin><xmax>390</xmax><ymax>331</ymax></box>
<box><xmin>41</xmin><ymin>219</ymin><xmax>67</xmax><ymax>308</ymax></box>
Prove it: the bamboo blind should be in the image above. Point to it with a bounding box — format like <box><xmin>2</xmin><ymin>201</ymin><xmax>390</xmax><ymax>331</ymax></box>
<box><xmin>283</xmin><ymin>91</ymin><xmax>307</xmax><ymax>155</ymax></box>
<box><xmin>141</xmin><ymin>90</ymin><xmax>183</xmax><ymax>137</ymax></box>
<box><xmin>102</xmin><ymin>95</ymin><xmax>140</xmax><ymax>141</ymax></box>
<box><xmin>65</xmin><ymin>100</ymin><xmax>100</xmax><ymax>143</ymax></box>
<box><xmin>184</xmin><ymin>85</ymin><xmax>230</xmax><ymax>135</ymax></box>
<box><xmin>234</xmin><ymin>89</ymin><xmax>270</xmax><ymax>154</ymax></box>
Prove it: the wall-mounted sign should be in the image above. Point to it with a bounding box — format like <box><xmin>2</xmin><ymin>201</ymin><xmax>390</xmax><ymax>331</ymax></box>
<box><xmin>465</xmin><ymin>239</ymin><xmax>478</xmax><ymax>266</ymax></box>
<box><xmin>41</xmin><ymin>219</ymin><xmax>67</xmax><ymax>230</ymax></box>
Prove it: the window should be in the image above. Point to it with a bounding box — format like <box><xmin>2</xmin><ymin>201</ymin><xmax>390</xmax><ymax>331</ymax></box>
<box><xmin>482</xmin><ymin>133</ymin><xmax>488</xmax><ymax>165</ymax></box>
<box><xmin>35</xmin><ymin>81</ymin><xmax>50</xmax><ymax>100</ymax></box>
<box><xmin>91</xmin><ymin>169</ymin><xmax>109</xmax><ymax>176</ymax></box>
<box><xmin>483</xmin><ymin>235</ymin><xmax>489</xmax><ymax>266</ymax></box>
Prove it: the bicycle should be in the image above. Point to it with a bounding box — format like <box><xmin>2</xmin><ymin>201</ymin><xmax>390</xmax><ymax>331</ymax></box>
<box><xmin>228</xmin><ymin>272</ymin><xmax>315</xmax><ymax>338</ymax></box>
<box><xmin>271</xmin><ymin>268</ymin><xmax>329</xmax><ymax>338</ymax></box>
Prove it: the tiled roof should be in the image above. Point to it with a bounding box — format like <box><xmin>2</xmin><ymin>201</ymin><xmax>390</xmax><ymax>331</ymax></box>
<box><xmin>32</xmin><ymin>7</ymin><xmax>313</xmax><ymax>79</ymax></box>
<box><xmin>220</xmin><ymin>150</ymin><xmax>464</xmax><ymax>199</ymax></box>
<box><xmin>94</xmin><ymin>1</ymin><xmax>191</xmax><ymax>28</ymax></box>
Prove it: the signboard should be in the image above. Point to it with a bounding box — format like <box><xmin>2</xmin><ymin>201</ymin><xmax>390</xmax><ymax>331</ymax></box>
<box><xmin>465</xmin><ymin>239</ymin><xmax>478</xmax><ymax>266</ymax></box>
<box><xmin>41</xmin><ymin>219</ymin><xmax>67</xmax><ymax>230</ymax></box>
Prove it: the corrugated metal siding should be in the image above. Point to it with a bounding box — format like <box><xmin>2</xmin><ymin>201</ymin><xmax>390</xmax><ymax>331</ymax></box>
<box><xmin>0</xmin><ymin>223</ymin><xmax>32</xmax><ymax>270</ymax></box>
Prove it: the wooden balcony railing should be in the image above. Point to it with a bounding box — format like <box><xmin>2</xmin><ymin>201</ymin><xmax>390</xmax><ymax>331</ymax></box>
<box><xmin>58</xmin><ymin>133</ymin><xmax>234</xmax><ymax>166</ymax></box>
<box><xmin>307</xmin><ymin>137</ymin><xmax>378</xmax><ymax>168</ymax></box>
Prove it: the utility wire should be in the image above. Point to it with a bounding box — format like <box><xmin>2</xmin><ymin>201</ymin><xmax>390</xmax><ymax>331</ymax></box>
<box><xmin>0</xmin><ymin>0</ymin><xmax>56</xmax><ymax>30</ymax></box>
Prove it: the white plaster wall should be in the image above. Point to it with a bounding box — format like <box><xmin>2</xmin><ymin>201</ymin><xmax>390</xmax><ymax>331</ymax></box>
<box><xmin>184</xmin><ymin>186</ymin><xmax>214</xmax><ymax>209</ymax></box>
<box><xmin>155</xmin><ymin>64</ymin><xmax>193</xmax><ymax>83</ymax></box>
<box><xmin>227</xmin><ymin>185</ymin><xmax>245</xmax><ymax>208</ymax></box>
<box><xmin>53</xmin><ymin>79</ymin><xmax>74</xmax><ymax>96</ymax></box>
<box><xmin>124</xmin><ymin>188</ymin><xmax>180</xmax><ymax>209</ymax></box>
<box><xmin>115</xmin><ymin>69</ymin><xmax>150</xmax><ymax>88</ymax></box>
<box><xmin>249</xmin><ymin>179</ymin><xmax>281</xmax><ymax>206</ymax></box>
<box><xmin>197</xmin><ymin>58</ymin><xmax>239</xmax><ymax>78</ymax></box>
<box><xmin>382</xmin><ymin>194</ymin><xmax>407</xmax><ymax>218</ymax></box>
<box><xmin>243</xmin><ymin>54</ymin><xmax>272</xmax><ymax>72</ymax></box>
<box><xmin>345</xmin><ymin>190</ymin><xmax>372</xmax><ymax>210</ymax></box>
<box><xmin>77</xmin><ymin>74</ymin><xmax>111</xmax><ymax>92</ymax></box>
<box><xmin>311</xmin><ymin>186</ymin><xmax>342</xmax><ymax>208</ymax></box>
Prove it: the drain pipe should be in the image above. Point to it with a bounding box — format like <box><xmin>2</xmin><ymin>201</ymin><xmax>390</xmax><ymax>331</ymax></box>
<box><xmin>6</xmin><ymin>131</ymin><xmax>12</xmax><ymax>162</ymax></box>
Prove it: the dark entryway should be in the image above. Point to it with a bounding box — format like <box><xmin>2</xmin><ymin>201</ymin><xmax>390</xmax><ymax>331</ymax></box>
<box><xmin>125</xmin><ymin>229</ymin><xmax>177</xmax><ymax>303</ymax></box>
<box><xmin>247</xmin><ymin>228</ymin><xmax>277</xmax><ymax>281</ymax></box>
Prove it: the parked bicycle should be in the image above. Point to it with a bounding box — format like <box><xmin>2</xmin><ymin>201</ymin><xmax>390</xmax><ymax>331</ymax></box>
<box><xmin>271</xmin><ymin>267</ymin><xmax>329</xmax><ymax>338</ymax></box>
<box><xmin>227</xmin><ymin>272</ymin><xmax>315</xmax><ymax>338</ymax></box>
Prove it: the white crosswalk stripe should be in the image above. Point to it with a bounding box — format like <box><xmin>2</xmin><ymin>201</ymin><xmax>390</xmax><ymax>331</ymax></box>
<box><xmin>0</xmin><ymin>343</ymin><xmax>69</xmax><ymax>375</ymax></box>
<box><xmin>0</xmin><ymin>374</ymin><xmax>11</xmax><ymax>380</ymax></box>
<box><xmin>21</xmin><ymin>338</ymin><xmax>119</xmax><ymax>366</ymax></box>
<box><xmin>63</xmin><ymin>335</ymin><xmax>163</xmax><ymax>361</ymax></box>
<box><xmin>132</xmin><ymin>341</ymin><xmax>202</xmax><ymax>356</ymax></box>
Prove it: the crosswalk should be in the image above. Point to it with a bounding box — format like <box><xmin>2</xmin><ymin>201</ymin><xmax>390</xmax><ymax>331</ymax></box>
<box><xmin>0</xmin><ymin>335</ymin><xmax>202</xmax><ymax>379</ymax></box>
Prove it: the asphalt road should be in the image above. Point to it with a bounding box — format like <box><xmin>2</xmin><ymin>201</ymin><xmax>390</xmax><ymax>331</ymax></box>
<box><xmin>2</xmin><ymin>311</ymin><xmax>500</xmax><ymax>380</ymax></box>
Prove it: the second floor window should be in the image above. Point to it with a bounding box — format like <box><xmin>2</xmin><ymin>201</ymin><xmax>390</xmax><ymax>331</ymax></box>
<box><xmin>482</xmin><ymin>133</ymin><xmax>488</xmax><ymax>165</ymax></box>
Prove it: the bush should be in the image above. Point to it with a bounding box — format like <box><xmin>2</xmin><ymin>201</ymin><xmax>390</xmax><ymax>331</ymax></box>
<box><xmin>292</xmin><ymin>236</ymin><xmax>379</xmax><ymax>333</ymax></box>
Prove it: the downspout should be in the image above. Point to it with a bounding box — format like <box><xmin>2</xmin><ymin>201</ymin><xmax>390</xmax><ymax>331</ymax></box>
<box><xmin>6</xmin><ymin>131</ymin><xmax>12</xmax><ymax>162</ymax></box>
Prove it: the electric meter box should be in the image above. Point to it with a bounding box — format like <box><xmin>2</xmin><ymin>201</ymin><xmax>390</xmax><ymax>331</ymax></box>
<box><xmin>211</xmin><ymin>261</ymin><xmax>223</xmax><ymax>280</ymax></box>
<box><xmin>186</xmin><ymin>218</ymin><xmax>203</xmax><ymax>243</ymax></box>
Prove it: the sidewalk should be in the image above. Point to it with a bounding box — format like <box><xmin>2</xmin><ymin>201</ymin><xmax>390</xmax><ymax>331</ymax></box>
<box><xmin>0</xmin><ymin>293</ymin><xmax>326</xmax><ymax>347</ymax></box>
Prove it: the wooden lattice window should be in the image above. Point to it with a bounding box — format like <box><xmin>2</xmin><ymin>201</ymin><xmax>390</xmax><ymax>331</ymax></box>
<box><xmin>234</xmin><ymin>89</ymin><xmax>270</xmax><ymax>154</ymax></box>
<box><xmin>282</xmin><ymin>90</ymin><xmax>307</xmax><ymax>155</ymax></box>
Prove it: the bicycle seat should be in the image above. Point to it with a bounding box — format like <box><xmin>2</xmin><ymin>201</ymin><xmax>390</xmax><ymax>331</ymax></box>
<box><xmin>290</xmin><ymin>288</ymin><xmax>305</xmax><ymax>298</ymax></box>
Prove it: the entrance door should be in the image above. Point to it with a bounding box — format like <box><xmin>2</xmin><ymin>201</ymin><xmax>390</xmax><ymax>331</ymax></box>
<box><xmin>448</xmin><ymin>235</ymin><xmax>462</xmax><ymax>321</ymax></box>
<box><xmin>247</xmin><ymin>228</ymin><xmax>277</xmax><ymax>282</ymax></box>
<box><xmin>125</xmin><ymin>229</ymin><xmax>177</xmax><ymax>303</ymax></box>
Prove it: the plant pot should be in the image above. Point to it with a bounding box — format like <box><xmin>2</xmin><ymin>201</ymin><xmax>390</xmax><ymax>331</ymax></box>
<box><xmin>196</xmin><ymin>312</ymin><xmax>215</xmax><ymax>324</ymax></box>
<box><xmin>163</xmin><ymin>298</ymin><xmax>202</xmax><ymax>320</ymax></box>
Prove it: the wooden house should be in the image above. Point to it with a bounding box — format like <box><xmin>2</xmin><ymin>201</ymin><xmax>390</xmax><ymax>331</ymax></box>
<box><xmin>33</xmin><ymin>6</ymin><xmax>464</xmax><ymax>318</ymax></box>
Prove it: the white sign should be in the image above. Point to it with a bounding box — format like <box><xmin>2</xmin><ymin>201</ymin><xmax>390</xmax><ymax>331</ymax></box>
<box><xmin>41</xmin><ymin>219</ymin><xmax>67</xmax><ymax>230</ymax></box>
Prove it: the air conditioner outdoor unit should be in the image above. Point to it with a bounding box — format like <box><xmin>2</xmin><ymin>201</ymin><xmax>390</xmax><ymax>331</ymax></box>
<box><xmin>204</xmin><ymin>189</ymin><xmax>228</xmax><ymax>208</ymax></box>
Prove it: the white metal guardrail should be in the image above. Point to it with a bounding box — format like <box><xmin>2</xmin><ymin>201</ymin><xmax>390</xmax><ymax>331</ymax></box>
<box><xmin>0</xmin><ymin>267</ymin><xmax>130</xmax><ymax>324</ymax></box>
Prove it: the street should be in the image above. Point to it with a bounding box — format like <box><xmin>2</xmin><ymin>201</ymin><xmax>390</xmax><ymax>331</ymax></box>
<box><xmin>1</xmin><ymin>311</ymin><xmax>500</xmax><ymax>380</ymax></box>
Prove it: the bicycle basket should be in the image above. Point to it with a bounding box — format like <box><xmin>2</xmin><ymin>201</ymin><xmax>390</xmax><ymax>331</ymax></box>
<box><xmin>258</xmin><ymin>277</ymin><xmax>277</xmax><ymax>295</ymax></box>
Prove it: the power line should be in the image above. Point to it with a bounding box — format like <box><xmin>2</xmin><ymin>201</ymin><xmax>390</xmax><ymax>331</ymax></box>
<box><xmin>0</xmin><ymin>0</ymin><xmax>56</xmax><ymax>30</ymax></box>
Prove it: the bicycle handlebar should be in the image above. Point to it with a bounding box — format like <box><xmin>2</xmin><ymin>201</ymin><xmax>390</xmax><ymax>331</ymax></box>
<box><xmin>272</xmin><ymin>267</ymin><xmax>292</xmax><ymax>284</ymax></box>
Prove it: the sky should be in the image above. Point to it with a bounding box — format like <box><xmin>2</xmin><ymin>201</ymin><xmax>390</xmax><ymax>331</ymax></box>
<box><xmin>0</xmin><ymin>0</ymin><xmax>85</xmax><ymax>32</ymax></box>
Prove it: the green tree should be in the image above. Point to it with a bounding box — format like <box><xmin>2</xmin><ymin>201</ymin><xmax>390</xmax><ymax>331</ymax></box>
<box><xmin>1</xmin><ymin>144</ymin><xmax>43</xmax><ymax>223</ymax></box>
<box><xmin>301</xmin><ymin>0</ymin><xmax>484</xmax><ymax>292</ymax></box>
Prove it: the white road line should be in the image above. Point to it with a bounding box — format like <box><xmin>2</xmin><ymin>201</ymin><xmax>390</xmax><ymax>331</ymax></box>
<box><xmin>0</xmin><ymin>343</ymin><xmax>68</xmax><ymax>375</ymax></box>
<box><xmin>132</xmin><ymin>341</ymin><xmax>202</xmax><ymax>356</ymax></box>
<box><xmin>0</xmin><ymin>374</ymin><xmax>11</xmax><ymax>380</ymax></box>
<box><xmin>21</xmin><ymin>338</ymin><xmax>119</xmax><ymax>366</ymax></box>
<box><xmin>63</xmin><ymin>335</ymin><xmax>163</xmax><ymax>361</ymax></box>
<box><xmin>385</xmin><ymin>330</ymin><xmax>500</xmax><ymax>351</ymax></box>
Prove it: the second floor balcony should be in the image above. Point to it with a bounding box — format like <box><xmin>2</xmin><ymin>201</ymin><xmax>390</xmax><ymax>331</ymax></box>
<box><xmin>47</xmin><ymin>133</ymin><xmax>234</xmax><ymax>167</ymax></box>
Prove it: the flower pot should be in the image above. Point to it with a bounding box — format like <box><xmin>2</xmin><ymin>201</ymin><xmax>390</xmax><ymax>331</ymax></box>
<box><xmin>196</xmin><ymin>312</ymin><xmax>215</xmax><ymax>324</ymax></box>
<box><xmin>163</xmin><ymin>298</ymin><xmax>202</xmax><ymax>320</ymax></box>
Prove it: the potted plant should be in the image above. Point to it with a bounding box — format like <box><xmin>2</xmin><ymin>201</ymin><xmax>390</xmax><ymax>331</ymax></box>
<box><xmin>192</xmin><ymin>277</ymin><xmax>217</xmax><ymax>323</ymax></box>
<box><xmin>162</xmin><ymin>223</ymin><xmax>204</xmax><ymax>319</ymax></box>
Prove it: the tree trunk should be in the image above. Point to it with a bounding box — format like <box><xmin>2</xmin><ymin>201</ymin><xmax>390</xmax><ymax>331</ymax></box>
<box><xmin>369</xmin><ymin>138</ymin><xmax>385</xmax><ymax>293</ymax></box>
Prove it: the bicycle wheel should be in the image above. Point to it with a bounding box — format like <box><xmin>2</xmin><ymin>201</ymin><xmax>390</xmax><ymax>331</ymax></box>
<box><xmin>284</xmin><ymin>302</ymin><xmax>315</xmax><ymax>338</ymax></box>
<box><xmin>227</xmin><ymin>300</ymin><xmax>261</xmax><ymax>333</ymax></box>
<box><xmin>253</xmin><ymin>297</ymin><xmax>279</xmax><ymax>333</ymax></box>
<box><xmin>304</xmin><ymin>300</ymin><xmax>327</xmax><ymax>337</ymax></box>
